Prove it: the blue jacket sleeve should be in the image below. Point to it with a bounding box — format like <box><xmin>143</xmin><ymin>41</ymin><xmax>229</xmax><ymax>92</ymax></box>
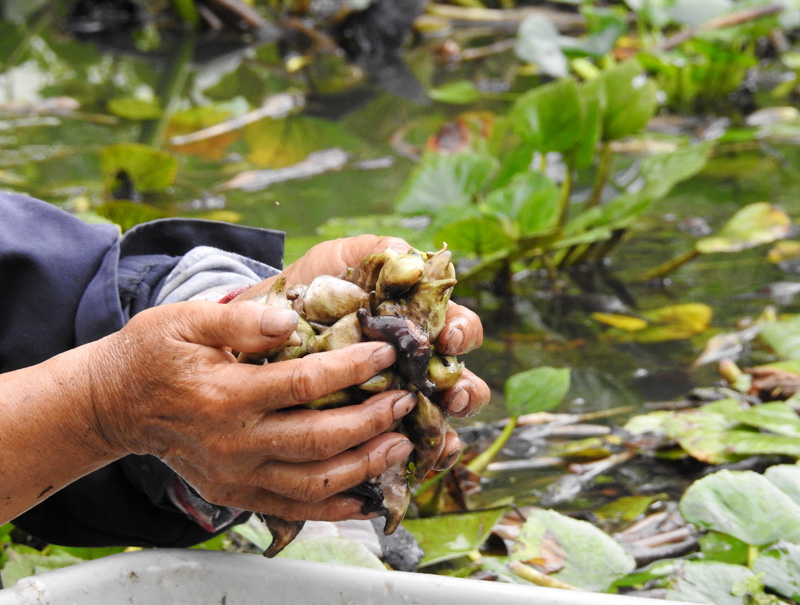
<box><xmin>1</xmin><ymin>192</ymin><xmax>285</xmax><ymax>548</ymax></box>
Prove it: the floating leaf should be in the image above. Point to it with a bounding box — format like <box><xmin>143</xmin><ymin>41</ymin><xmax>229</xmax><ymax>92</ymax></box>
<box><xmin>504</xmin><ymin>366</ymin><xmax>571</xmax><ymax>417</ymax></box>
<box><xmin>511</xmin><ymin>509</ymin><xmax>635</xmax><ymax>592</ymax></box>
<box><xmin>591</xmin><ymin>313</ymin><xmax>649</xmax><ymax>332</ymax></box>
<box><xmin>277</xmin><ymin>537</ymin><xmax>385</xmax><ymax>570</ymax></box>
<box><xmin>728</xmin><ymin>402</ymin><xmax>800</xmax><ymax>437</ymax></box>
<box><xmin>662</xmin><ymin>399</ymin><xmax>743</xmax><ymax>464</ymax></box>
<box><xmin>395</xmin><ymin>151</ymin><xmax>498</xmax><ymax>215</ymax></box>
<box><xmin>428</xmin><ymin>80</ymin><xmax>482</xmax><ymax>105</ymax></box>
<box><xmin>696</xmin><ymin>202</ymin><xmax>792</xmax><ymax>254</ymax></box>
<box><xmin>760</xmin><ymin>315</ymin><xmax>800</xmax><ymax>360</ymax></box>
<box><xmin>107</xmin><ymin>96</ymin><xmax>162</xmax><ymax>120</ymax></box>
<box><xmin>753</xmin><ymin>542</ymin><xmax>800</xmax><ymax>600</ymax></box>
<box><xmin>721</xmin><ymin>430</ymin><xmax>800</xmax><ymax>458</ymax></box>
<box><xmin>401</xmin><ymin>508</ymin><xmax>507</xmax><ymax>567</ymax></box>
<box><xmin>100</xmin><ymin>143</ymin><xmax>177</xmax><ymax>193</ymax></box>
<box><xmin>594</xmin><ymin>494</ymin><xmax>667</xmax><ymax>522</ymax></box>
<box><xmin>680</xmin><ymin>470</ymin><xmax>800</xmax><ymax>545</ymax></box>
<box><xmin>634</xmin><ymin>303</ymin><xmax>713</xmax><ymax>342</ymax></box>
<box><xmin>666</xmin><ymin>561</ymin><xmax>754</xmax><ymax>605</ymax></box>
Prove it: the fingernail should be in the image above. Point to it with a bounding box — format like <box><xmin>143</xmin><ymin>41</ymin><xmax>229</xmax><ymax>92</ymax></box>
<box><xmin>444</xmin><ymin>326</ymin><xmax>465</xmax><ymax>354</ymax></box>
<box><xmin>261</xmin><ymin>308</ymin><xmax>298</xmax><ymax>336</ymax></box>
<box><xmin>439</xmin><ymin>448</ymin><xmax>461</xmax><ymax>470</ymax></box>
<box><xmin>447</xmin><ymin>387</ymin><xmax>469</xmax><ymax>416</ymax></box>
<box><xmin>386</xmin><ymin>439</ymin><xmax>414</xmax><ymax>466</ymax></box>
<box><xmin>371</xmin><ymin>344</ymin><xmax>396</xmax><ymax>369</ymax></box>
<box><xmin>391</xmin><ymin>392</ymin><xmax>416</xmax><ymax>420</ymax></box>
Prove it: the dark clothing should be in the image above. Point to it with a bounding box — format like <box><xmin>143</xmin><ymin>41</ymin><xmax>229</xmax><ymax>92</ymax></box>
<box><xmin>0</xmin><ymin>192</ymin><xmax>285</xmax><ymax>547</ymax></box>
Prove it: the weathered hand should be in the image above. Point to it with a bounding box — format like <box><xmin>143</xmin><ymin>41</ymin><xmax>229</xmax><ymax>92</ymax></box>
<box><xmin>89</xmin><ymin>300</ymin><xmax>416</xmax><ymax>521</ymax></box>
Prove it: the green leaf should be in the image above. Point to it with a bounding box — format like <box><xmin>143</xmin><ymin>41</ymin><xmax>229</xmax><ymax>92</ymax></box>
<box><xmin>680</xmin><ymin>470</ymin><xmax>800</xmax><ymax>545</ymax></box>
<box><xmin>514</xmin><ymin>14</ymin><xmax>568</xmax><ymax>78</ymax></box>
<box><xmin>753</xmin><ymin>542</ymin><xmax>800</xmax><ymax>600</ymax></box>
<box><xmin>696</xmin><ymin>203</ymin><xmax>793</xmax><ymax>254</ymax></box>
<box><xmin>760</xmin><ymin>315</ymin><xmax>800</xmax><ymax>360</ymax></box>
<box><xmin>632</xmin><ymin>303</ymin><xmax>713</xmax><ymax>343</ymax></box>
<box><xmin>596</xmin><ymin>60</ymin><xmax>657</xmax><ymax>141</ymax></box>
<box><xmin>277</xmin><ymin>537</ymin><xmax>385</xmax><ymax>570</ymax></box>
<box><xmin>510</xmin><ymin>508</ymin><xmax>636</xmax><ymax>592</ymax></box>
<box><xmin>721</xmin><ymin>431</ymin><xmax>800</xmax><ymax>458</ymax></box>
<box><xmin>504</xmin><ymin>366</ymin><xmax>571</xmax><ymax>417</ymax></box>
<box><xmin>428</xmin><ymin>80</ymin><xmax>482</xmax><ymax>105</ymax></box>
<box><xmin>100</xmin><ymin>143</ymin><xmax>177</xmax><ymax>193</ymax></box>
<box><xmin>765</xmin><ymin>465</ymin><xmax>800</xmax><ymax>507</ymax></box>
<box><xmin>510</xmin><ymin>78</ymin><xmax>583</xmax><ymax>153</ymax></box>
<box><xmin>594</xmin><ymin>494</ymin><xmax>667</xmax><ymax>522</ymax></box>
<box><xmin>94</xmin><ymin>200</ymin><xmax>169</xmax><ymax>232</ymax></box>
<box><xmin>666</xmin><ymin>561</ymin><xmax>754</xmax><ymax>605</ymax></box>
<box><xmin>106</xmin><ymin>96</ymin><xmax>162</xmax><ymax>120</ymax></box>
<box><xmin>434</xmin><ymin>215</ymin><xmax>514</xmax><ymax>256</ymax></box>
<box><xmin>699</xmin><ymin>531</ymin><xmax>750</xmax><ymax>565</ymax></box>
<box><xmin>1</xmin><ymin>548</ymin><xmax>85</xmax><ymax>588</ymax></box>
<box><xmin>395</xmin><ymin>151</ymin><xmax>498</xmax><ymax>215</ymax></box>
<box><xmin>729</xmin><ymin>402</ymin><xmax>800</xmax><ymax>437</ymax></box>
<box><xmin>401</xmin><ymin>508</ymin><xmax>507</xmax><ymax>567</ymax></box>
<box><xmin>483</xmin><ymin>171</ymin><xmax>560</xmax><ymax>237</ymax></box>
<box><xmin>636</xmin><ymin>140</ymin><xmax>714</xmax><ymax>199</ymax></box>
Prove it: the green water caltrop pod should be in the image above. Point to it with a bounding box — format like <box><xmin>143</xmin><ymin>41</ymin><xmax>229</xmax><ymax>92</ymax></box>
<box><xmin>236</xmin><ymin>247</ymin><xmax>464</xmax><ymax>557</ymax></box>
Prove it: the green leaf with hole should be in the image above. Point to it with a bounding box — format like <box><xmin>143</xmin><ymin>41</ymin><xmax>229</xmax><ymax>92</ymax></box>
<box><xmin>504</xmin><ymin>366</ymin><xmax>571</xmax><ymax>417</ymax></box>
<box><xmin>696</xmin><ymin>202</ymin><xmax>792</xmax><ymax>254</ymax></box>
<box><xmin>395</xmin><ymin>151</ymin><xmax>498</xmax><ymax>215</ymax></box>
<box><xmin>511</xmin><ymin>508</ymin><xmax>636</xmax><ymax>592</ymax></box>
<box><xmin>680</xmin><ymin>470</ymin><xmax>800</xmax><ymax>545</ymax></box>
<box><xmin>402</xmin><ymin>508</ymin><xmax>507</xmax><ymax>567</ymax></box>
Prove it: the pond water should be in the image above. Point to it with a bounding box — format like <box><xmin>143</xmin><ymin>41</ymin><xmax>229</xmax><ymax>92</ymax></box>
<box><xmin>2</xmin><ymin>6</ymin><xmax>799</xmax><ymax>518</ymax></box>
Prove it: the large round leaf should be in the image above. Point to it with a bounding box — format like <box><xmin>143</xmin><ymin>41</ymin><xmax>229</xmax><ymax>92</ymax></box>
<box><xmin>509</xmin><ymin>78</ymin><xmax>583</xmax><ymax>153</ymax></box>
<box><xmin>680</xmin><ymin>470</ymin><xmax>800</xmax><ymax>545</ymax></box>
<box><xmin>504</xmin><ymin>366</ymin><xmax>570</xmax><ymax>417</ymax></box>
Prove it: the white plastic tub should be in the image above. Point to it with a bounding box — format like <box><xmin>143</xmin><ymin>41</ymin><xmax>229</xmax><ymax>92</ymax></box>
<box><xmin>0</xmin><ymin>549</ymin><xmax>695</xmax><ymax>605</ymax></box>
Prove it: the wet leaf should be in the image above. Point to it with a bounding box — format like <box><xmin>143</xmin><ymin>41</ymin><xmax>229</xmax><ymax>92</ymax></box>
<box><xmin>764</xmin><ymin>464</ymin><xmax>800</xmax><ymax>507</ymax></box>
<box><xmin>395</xmin><ymin>151</ymin><xmax>498</xmax><ymax>215</ymax></box>
<box><xmin>514</xmin><ymin>14</ymin><xmax>568</xmax><ymax>78</ymax></box>
<box><xmin>760</xmin><ymin>315</ymin><xmax>800</xmax><ymax>360</ymax></box>
<box><xmin>277</xmin><ymin>537</ymin><xmax>385</xmax><ymax>570</ymax></box>
<box><xmin>505</xmin><ymin>366</ymin><xmax>571</xmax><ymax>417</ymax></box>
<box><xmin>663</xmin><ymin>399</ymin><xmax>743</xmax><ymax>464</ymax></box>
<box><xmin>753</xmin><ymin>542</ymin><xmax>800</xmax><ymax>600</ymax></box>
<box><xmin>666</xmin><ymin>560</ymin><xmax>754</xmax><ymax>605</ymax></box>
<box><xmin>728</xmin><ymin>402</ymin><xmax>800</xmax><ymax>437</ymax></box>
<box><xmin>696</xmin><ymin>202</ymin><xmax>792</xmax><ymax>254</ymax></box>
<box><xmin>428</xmin><ymin>80</ymin><xmax>482</xmax><ymax>105</ymax></box>
<box><xmin>634</xmin><ymin>303</ymin><xmax>713</xmax><ymax>342</ymax></box>
<box><xmin>510</xmin><ymin>78</ymin><xmax>583</xmax><ymax>153</ymax></box>
<box><xmin>106</xmin><ymin>96</ymin><xmax>162</xmax><ymax>120</ymax></box>
<box><xmin>100</xmin><ymin>143</ymin><xmax>177</xmax><ymax>193</ymax></box>
<box><xmin>401</xmin><ymin>508</ymin><xmax>507</xmax><ymax>567</ymax></box>
<box><xmin>679</xmin><ymin>470</ymin><xmax>800</xmax><ymax>545</ymax></box>
<box><xmin>511</xmin><ymin>508</ymin><xmax>636</xmax><ymax>592</ymax></box>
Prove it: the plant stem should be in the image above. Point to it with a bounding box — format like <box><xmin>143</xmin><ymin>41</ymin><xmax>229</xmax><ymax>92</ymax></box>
<box><xmin>466</xmin><ymin>415</ymin><xmax>518</xmax><ymax>475</ymax></box>
<box><xmin>747</xmin><ymin>543</ymin><xmax>759</xmax><ymax>568</ymax></box>
<box><xmin>586</xmin><ymin>142</ymin><xmax>612</xmax><ymax>209</ymax></box>
<box><xmin>635</xmin><ymin>247</ymin><xmax>701</xmax><ymax>282</ymax></box>
<box><xmin>556</xmin><ymin>167</ymin><xmax>573</xmax><ymax>227</ymax></box>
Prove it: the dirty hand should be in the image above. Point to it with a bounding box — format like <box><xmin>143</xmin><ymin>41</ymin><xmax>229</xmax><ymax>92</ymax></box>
<box><xmin>88</xmin><ymin>300</ymin><xmax>417</xmax><ymax>522</ymax></box>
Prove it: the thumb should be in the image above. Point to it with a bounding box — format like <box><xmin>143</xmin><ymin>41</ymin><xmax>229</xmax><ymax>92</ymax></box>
<box><xmin>168</xmin><ymin>300</ymin><xmax>298</xmax><ymax>353</ymax></box>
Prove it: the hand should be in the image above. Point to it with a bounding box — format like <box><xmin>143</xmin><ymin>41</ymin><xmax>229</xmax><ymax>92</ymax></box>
<box><xmin>88</xmin><ymin>300</ymin><xmax>417</xmax><ymax>522</ymax></box>
<box><xmin>232</xmin><ymin>235</ymin><xmax>491</xmax><ymax>470</ymax></box>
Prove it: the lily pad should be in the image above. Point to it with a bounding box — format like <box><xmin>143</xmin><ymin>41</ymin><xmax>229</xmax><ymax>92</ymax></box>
<box><xmin>100</xmin><ymin>143</ymin><xmax>177</xmax><ymax>193</ymax></box>
<box><xmin>721</xmin><ymin>430</ymin><xmax>800</xmax><ymax>458</ymax></box>
<box><xmin>401</xmin><ymin>508</ymin><xmax>507</xmax><ymax>567</ymax></box>
<box><xmin>510</xmin><ymin>508</ymin><xmax>635</xmax><ymax>592</ymax></box>
<box><xmin>680</xmin><ymin>470</ymin><xmax>800</xmax><ymax>545</ymax></box>
<box><xmin>728</xmin><ymin>402</ymin><xmax>800</xmax><ymax>437</ymax></box>
<box><xmin>696</xmin><ymin>202</ymin><xmax>792</xmax><ymax>254</ymax></box>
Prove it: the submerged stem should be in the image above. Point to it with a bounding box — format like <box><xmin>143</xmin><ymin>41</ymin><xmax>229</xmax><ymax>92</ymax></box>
<box><xmin>586</xmin><ymin>143</ymin><xmax>613</xmax><ymax>210</ymax></box>
<box><xmin>466</xmin><ymin>415</ymin><xmax>518</xmax><ymax>475</ymax></box>
<box><xmin>635</xmin><ymin>247</ymin><xmax>701</xmax><ymax>282</ymax></box>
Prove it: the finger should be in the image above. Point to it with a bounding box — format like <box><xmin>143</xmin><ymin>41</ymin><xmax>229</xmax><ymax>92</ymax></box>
<box><xmin>158</xmin><ymin>300</ymin><xmax>299</xmax><ymax>353</ymax></box>
<box><xmin>433</xmin><ymin>426</ymin><xmax>461</xmax><ymax>471</ymax></box>
<box><xmin>253</xmin><ymin>433</ymin><xmax>414</xmax><ymax>502</ymax></box>
<box><xmin>251</xmin><ymin>391</ymin><xmax>416</xmax><ymax>461</ymax></box>
<box><xmin>226</xmin><ymin>342</ymin><xmax>397</xmax><ymax>411</ymax></box>
<box><xmin>435</xmin><ymin>302</ymin><xmax>484</xmax><ymax>355</ymax></box>
<box><xmin>438</xmin><ymin>368</ymin><xmax>491</xmax><ymax>418</ymax></box>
